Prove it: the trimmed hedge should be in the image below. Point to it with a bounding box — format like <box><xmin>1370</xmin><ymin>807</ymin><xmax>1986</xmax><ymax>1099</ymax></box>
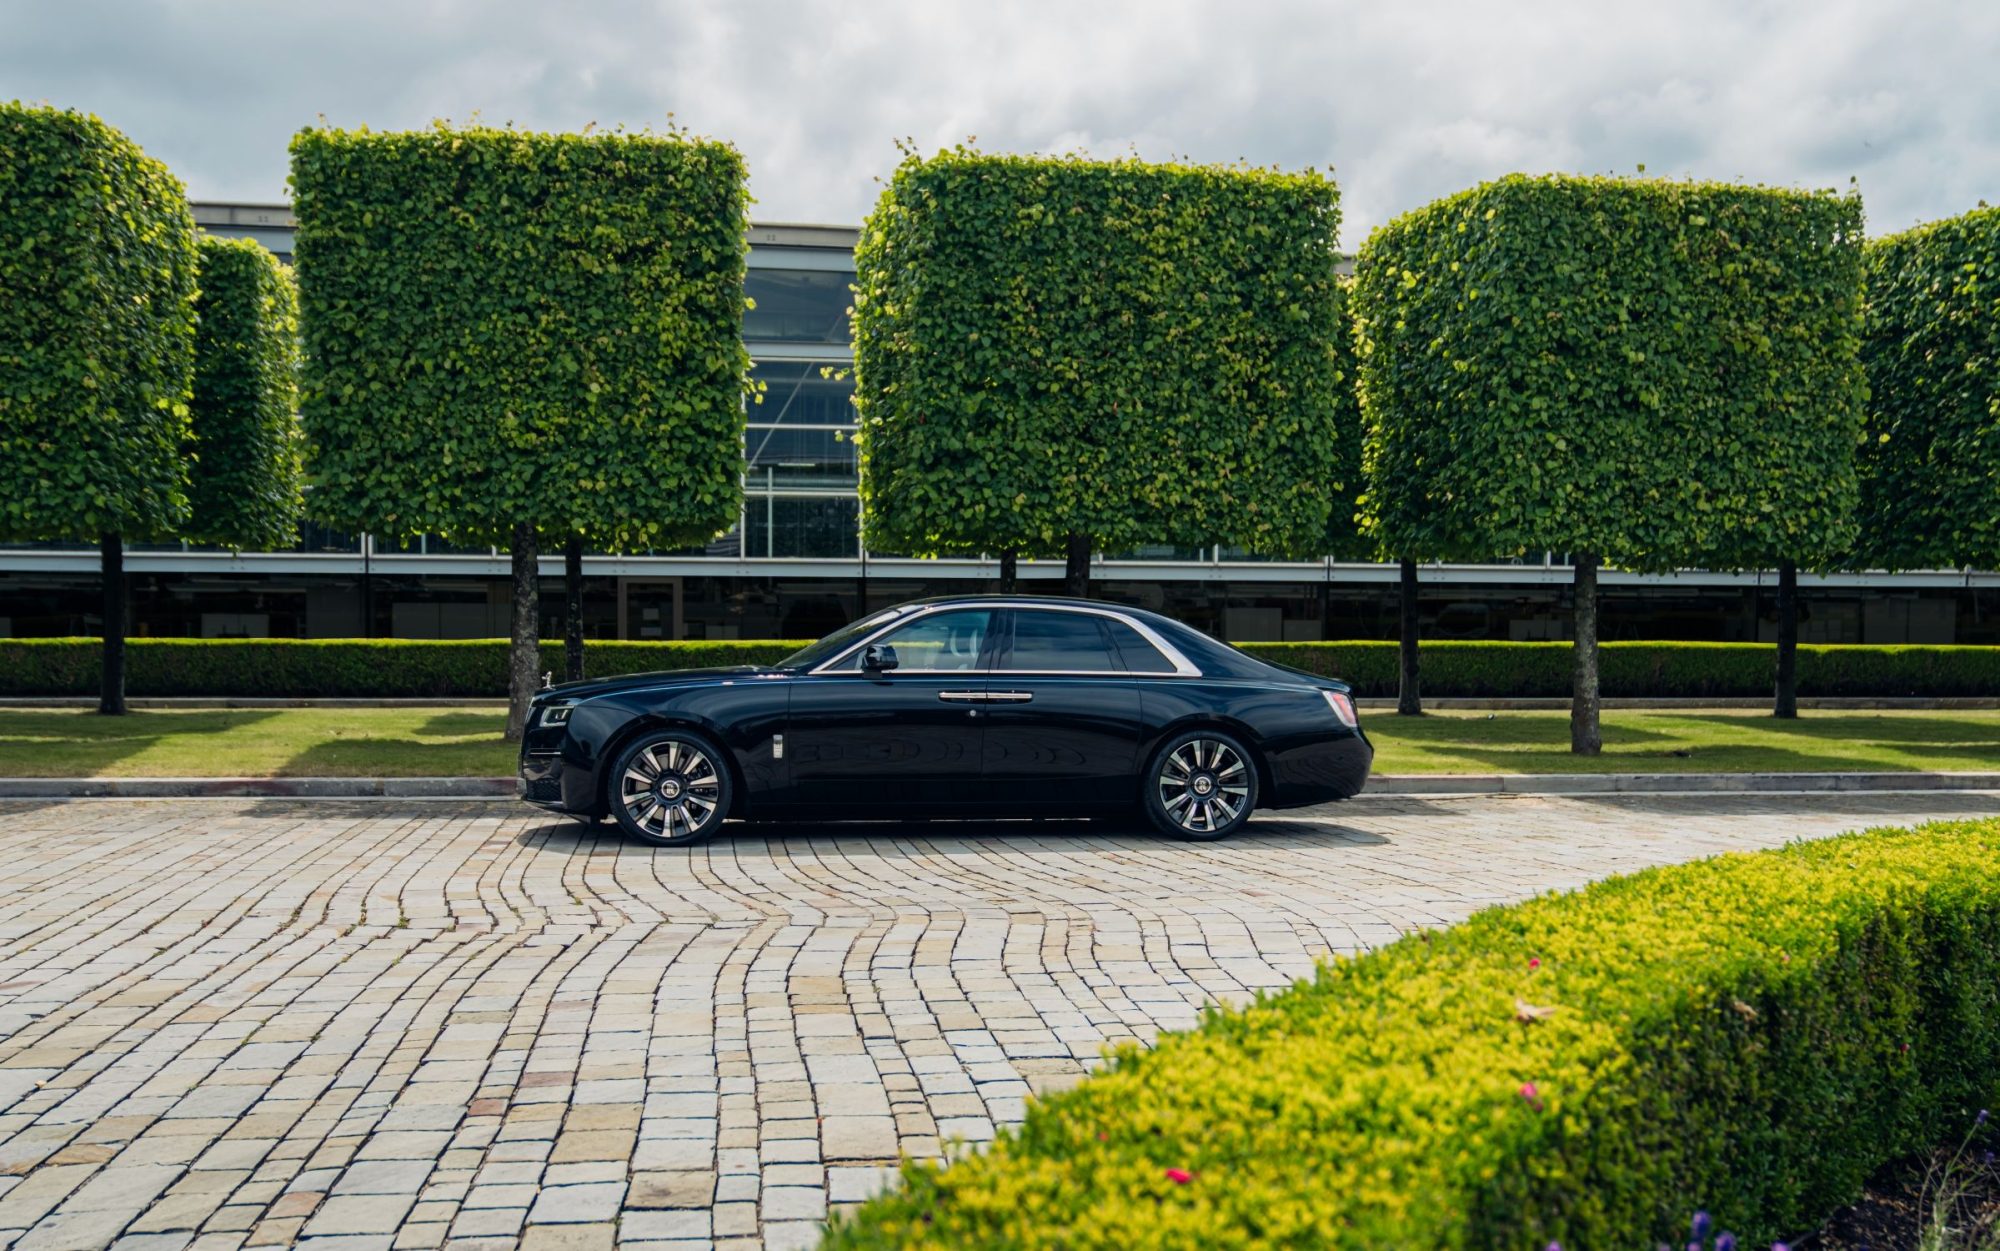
<box><xmin>1355</xmin><ymin>174</ymin><xmax>1867</xmax><ymax>572</ymax></box>
<box><xmin>853</xmin><ymin>147</ymin><xmax>1345</xmax><ymax>560</ymax></box>
<box><xmin>0</xmin><ymin>103</ymin><xmax>199</xmax><ymax>543</ymax></box>
<box><xmin>1256</xmin><ymin>639</ymin><xmax>2000</xmax><ymax>699</ymax></box>
<box><xmin>0</xmin><ymin>639</ymin><xmax>806</xmax><ymax>698</ymax></box>
<box><xmin>828</xmin><ymin>818</ymin><xmax>2000</xmax><ymax>1248</ymax></box>
<box><xmin>1856</xmin><ymin>205</ymin><xmax>2000</xmax><ymax>571</ymax></box>
<box><xmin>290</xmin><ymin>123</ymin><xmax>752</xmax><ymax>551</ymax></box>
<box><xmin>186</xmin><ymin>236</ymin><xmax>302</xmax><ymax>550</ymax></box>
<box><xmin>1</xmin><ymin>638</ymin><xmax>1996</xmax><ymax>699</ymax></box>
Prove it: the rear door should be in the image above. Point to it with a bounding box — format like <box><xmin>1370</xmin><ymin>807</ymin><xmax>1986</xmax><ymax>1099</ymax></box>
<box><xmin>980</xmin><ymin>607</ymin><xmax>1150</xmax><ymax>811</ymax></box>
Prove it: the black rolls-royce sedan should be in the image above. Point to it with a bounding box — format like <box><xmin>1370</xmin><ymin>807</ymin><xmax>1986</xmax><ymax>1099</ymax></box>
<box><xmin>518</xmin><ymin>596</ymin><xmax>1371</xmax><ymax>845</ymax></box>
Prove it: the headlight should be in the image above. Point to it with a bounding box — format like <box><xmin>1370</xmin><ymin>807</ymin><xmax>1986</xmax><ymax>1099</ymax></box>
<box><xmin>539</xmin><ymin>704</ymin><xmax>573</xmax><ymax>726</ymax></box>
<box><xmin>1321</xmin><ymin>690</ymin><xmax>1358</xmax><ymax>729</ymax></box>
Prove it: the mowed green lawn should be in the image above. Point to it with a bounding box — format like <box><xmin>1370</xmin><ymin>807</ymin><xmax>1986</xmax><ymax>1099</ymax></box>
<box><xmin>2</xmin><ymin>705</ymin><xmax>1999</xmax><ymax>779</ymax></box>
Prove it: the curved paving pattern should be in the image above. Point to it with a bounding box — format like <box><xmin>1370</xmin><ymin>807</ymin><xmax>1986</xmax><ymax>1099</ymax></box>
<box><xmin>0</xmin><ymin>792</ymin><xmax>1995</xmax><ymax>1250</ymax></box>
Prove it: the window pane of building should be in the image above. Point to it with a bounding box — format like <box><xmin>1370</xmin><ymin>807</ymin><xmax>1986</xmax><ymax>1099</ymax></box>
<box><xmin>744</xmin><ymin>269</ymin><xmax>853</xmax><ymax>343</ymax></box>
<box><xmin>744</xmin><ymin>495</ymin><xmax>859</xmax><ymax>559</ymax></box>
<box><xmin>744</xmin><ymin>426</ymin><xmax>857</xmax><ymax>487</ymax></box>
<box><xmin>750</xmin><ymin>360</ymin><xmax>856</xmax><ymax>425</ymax></box>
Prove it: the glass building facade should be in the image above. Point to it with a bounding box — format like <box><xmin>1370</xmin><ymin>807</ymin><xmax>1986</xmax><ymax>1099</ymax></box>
<box><xmin>2</xmin><ymin>203</ymin><xmax>1996</xmax><ymax>646</ymax></box>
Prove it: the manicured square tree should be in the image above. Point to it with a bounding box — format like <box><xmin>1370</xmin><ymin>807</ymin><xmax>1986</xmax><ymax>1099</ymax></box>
<box><xmin>1357</xmin><ymin>175</ymin><xmax>1865</xmax><ymax>752</ymax></box>
<box><xmin>1855</xmin><ymin>206</ymin><xmax>2000</xmax><ymax>576</ymax></box>
<box><xmin>291</xmin><ymin>124</ymin><xmax>752</xmax><ymax>736</ymax></box>
<box><xmin>0</xmin><ymin>104</ymin><xmax>198</xmax><ymax>715</ymax></box>
<box><xmin>853</xmin><ymin>147</ymin><xmax>1345</xmax><ymax>595</ymax></box>
<box><xmin>186</xmin><ymin>236</ymin><xmax>304</xmax><ymax>551</ymax></box>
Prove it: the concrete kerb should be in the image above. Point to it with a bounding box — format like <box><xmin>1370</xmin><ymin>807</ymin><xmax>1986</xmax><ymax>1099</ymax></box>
<box><xmin>4</xmin><ymin>774</ymin><xmax>2000</xmax><ymax>800</ymax></box>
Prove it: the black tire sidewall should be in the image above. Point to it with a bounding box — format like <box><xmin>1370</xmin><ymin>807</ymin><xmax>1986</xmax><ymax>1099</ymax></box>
<box><xmin>1143</xmin><ymin>729</ymin><xmax>1258</xmax><ymax>841</ymax></box>
<box><xmin>608</xmin><ymin>730</ymin><xmax>734</xmax><ymax>846</ymax></box>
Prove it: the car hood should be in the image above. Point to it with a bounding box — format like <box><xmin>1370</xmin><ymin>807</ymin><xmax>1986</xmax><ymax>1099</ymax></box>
<box><xmin>539</xmin><ymin>665</ymin><xmax>780</xmax><ymax>702</ymax></box>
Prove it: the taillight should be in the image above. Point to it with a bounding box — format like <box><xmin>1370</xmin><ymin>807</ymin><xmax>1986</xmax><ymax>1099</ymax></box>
<box><xmin>1322</xmin><ymin>690</ymin><xmax>1358</xmax><ymax>729</ymax></box>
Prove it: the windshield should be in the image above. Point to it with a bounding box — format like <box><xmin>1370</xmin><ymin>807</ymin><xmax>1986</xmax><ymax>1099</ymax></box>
<box><xmin>774</xmin><ymin>606</ymin><xmax>916</xmax><ymax>670</ymax></box>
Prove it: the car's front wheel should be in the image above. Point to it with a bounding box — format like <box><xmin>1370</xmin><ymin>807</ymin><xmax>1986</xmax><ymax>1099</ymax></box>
<box><xmin>608</xmin><ymin>730</ymin><xmax>732</xmax><ymax>847</ymax></box>
<box><xmin>1143</xmin><ymin>730</ymin><xmax>1258</xmax><ymax>841</ymax></box>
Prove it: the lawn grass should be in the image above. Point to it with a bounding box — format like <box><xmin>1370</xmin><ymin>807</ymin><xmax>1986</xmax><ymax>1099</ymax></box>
<box><xmin>0</xmin><ymin>707</ymin><xmax>516</xmax><ymax>778</ymax></box>
<box><xmin>1</xmin><ymin>706</ymin><xmax>1998</xmax><ymax>779</ymax></box>
<box><xmin>1365</xmin><ymin>708</ymin><xmax>2000</xmax><ymax>774</ymax></box>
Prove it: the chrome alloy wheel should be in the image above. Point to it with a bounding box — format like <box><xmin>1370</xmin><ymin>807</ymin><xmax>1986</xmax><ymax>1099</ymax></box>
<box><xmin>619</xmin><ymin>740</ymin><xmax>722</xmax><ymax>841</ymax></box>
<box><xmin>1156</xmin><ymin>738</ymin><xmax>1250</xmax><ymax>834</ymax></box>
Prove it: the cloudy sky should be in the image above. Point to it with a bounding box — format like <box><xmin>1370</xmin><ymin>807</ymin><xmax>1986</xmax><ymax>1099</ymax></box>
<box><xmin>5</xmin><ymin>0</ymin><xmax>1995</xmax><ymax>247</ymax></box>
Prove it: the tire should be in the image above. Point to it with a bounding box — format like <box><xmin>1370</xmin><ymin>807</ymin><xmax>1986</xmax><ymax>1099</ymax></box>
<box><xmin>606</xmin><ymin>729</ymin><xmax>733</xmax><ymax>847</ymax></box>
<box><xmin>1142</xmin><ymin>729</ymin><xmax>1259</xmax><ymax>841</ymax></box>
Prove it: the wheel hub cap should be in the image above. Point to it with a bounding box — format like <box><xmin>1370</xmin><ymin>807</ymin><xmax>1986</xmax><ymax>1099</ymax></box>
<box><xmin>619</xmin><ymin>741</ymin><xmax>721</xmax><ymax>840</ymax></box>
<box><xmin>1157</xmin><ymin>739</ymin><xmax>1249</xmax><ymax>833</ymax></box>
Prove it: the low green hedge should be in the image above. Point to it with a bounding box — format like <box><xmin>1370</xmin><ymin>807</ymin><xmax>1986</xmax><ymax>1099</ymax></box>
<box><xmin>828</xmin><ymin>819</ymin><xmax>2000</xmax><ymax>1248</ymax></box>
<box><xmin>1256</xmin><ymin>640</ymin><xmax>2000</xmax><ymax>698</ymax></box>
<box><xmin>2</xmin><ymin>638</ymin><xmax>1996</xmax><ymax>698</ymax></box>
<box><xmin>0</xmin><ymin>638</ymin><xmax>807</xmax><ymax>698</ymax></box>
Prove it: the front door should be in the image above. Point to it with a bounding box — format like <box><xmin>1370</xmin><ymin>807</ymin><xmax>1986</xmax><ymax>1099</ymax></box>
<box><xmin>980</xmin><ymin>607</ymin><xmax>1149</xmax><ymax>811</ymax></box>
<box><xmin>785</xmin><ymin>607</ymin><xmax>996</xmax><ymax>811</ymax></box>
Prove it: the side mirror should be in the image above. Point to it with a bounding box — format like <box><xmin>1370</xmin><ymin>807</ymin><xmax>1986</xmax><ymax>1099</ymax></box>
<box><xmin>862</xmin><ymin>643</ymin><xmax>900</xmax><ymax>673</ymax></box>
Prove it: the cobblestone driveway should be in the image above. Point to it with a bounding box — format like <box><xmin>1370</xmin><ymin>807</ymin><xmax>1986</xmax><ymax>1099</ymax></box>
<box><xmin>0</xmin><ymin>792</ymin><xmax>1994</xmax><ymax>1251</ymax></box>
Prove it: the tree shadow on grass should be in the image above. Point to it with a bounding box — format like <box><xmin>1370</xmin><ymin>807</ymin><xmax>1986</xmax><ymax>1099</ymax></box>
<box><xmin>414</xmin><ymin>711</ymin><xmax>509</xmax><ymax>738</ymax></box>
<box><xmin>0</xmin><ymin>709</ymin><xmax>282</xmax><ymax>777</ymax></box>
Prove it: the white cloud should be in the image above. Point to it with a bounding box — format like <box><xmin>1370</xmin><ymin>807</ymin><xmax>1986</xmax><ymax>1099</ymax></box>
<box><xmin>3</xmin><ymin>0</ymin><xmax>1994</xmax><ymax>246</ymax></box>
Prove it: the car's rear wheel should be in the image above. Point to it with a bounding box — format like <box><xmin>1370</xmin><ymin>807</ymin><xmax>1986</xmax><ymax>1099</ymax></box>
<box><xmin>1143</xmin><ymin>730</ymin><xmax>1258</xmax><ymax>841</ymax></box>
<box><xmin>608</xmin><ymin>730</ymin><xmax>732</xmax><ymax>847</ymax></box>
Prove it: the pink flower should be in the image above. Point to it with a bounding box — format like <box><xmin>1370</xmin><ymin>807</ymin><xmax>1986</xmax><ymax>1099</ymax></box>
<box><xmin>1528</xmin><ymin>957</ymin><xmax>1541</xmax><ymax>970</ymax></box>
<box><xmin>1519</xmin><ymin>1082</ymin><xmax>1538</xmax><ymax>1101</ymax></box>
<box><xmin>1165</xmin><ymin>1168</ymin><xmax>1193</xmax><ymax>1185</ymax></box>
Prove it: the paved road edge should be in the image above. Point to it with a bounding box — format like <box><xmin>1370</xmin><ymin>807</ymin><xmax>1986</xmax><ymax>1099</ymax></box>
<box><xmin>5</xmin><ymin>774</ymin><xmax>2000</xmax><ymax>799</ymax></box>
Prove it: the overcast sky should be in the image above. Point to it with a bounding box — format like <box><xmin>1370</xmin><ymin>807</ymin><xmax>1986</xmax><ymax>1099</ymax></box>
<box><xmin>5</xmin><ymin>0</ymin><xmax>1994</xmax><ymax>248</ymax></box>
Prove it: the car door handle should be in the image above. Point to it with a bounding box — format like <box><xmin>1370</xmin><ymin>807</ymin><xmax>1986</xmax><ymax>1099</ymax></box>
<box><xmin>985</xmin><ymin>691</ymin><xmax>1033</xmax><ymax>703</ymax></box>
<box><xmin>937</xmin><ymin>691</ymin><xmax>986</xmax><ymax>703</ymax></box>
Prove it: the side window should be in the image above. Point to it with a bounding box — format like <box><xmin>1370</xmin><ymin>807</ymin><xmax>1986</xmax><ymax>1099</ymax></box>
<box><xmin>1002</xmin><ymin>611</ymin><xmax>1120</xmax><ymax>672</ymax></box>
<box><xmin>1103</xmin><ymin>618</ymin><xmax>1177</xmax><ymax>674</ymax></box>
<box><xmin>830</xmin><ymin>609</ymin><xmax>991</xmax><ymax>671</ymax></box>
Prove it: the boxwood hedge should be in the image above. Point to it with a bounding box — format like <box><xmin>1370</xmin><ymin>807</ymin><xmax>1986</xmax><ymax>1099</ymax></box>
<box><xmin>186</xmin><ymin>236</ymin><xmax>302</xmax><ymax>551</ymax></box>
<box><xmin>1</xmin><ymin>638</ymin><xmax>1996</xmax><ymax>699</ymax></box>
<box><xmin>828</xmin><ymin>818</ymin><xmax>2000</xmax><ymax>1248</ymax></box>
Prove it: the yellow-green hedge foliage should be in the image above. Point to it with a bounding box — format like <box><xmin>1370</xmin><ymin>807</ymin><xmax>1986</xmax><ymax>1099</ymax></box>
<box><xmin>829</xmin><ymin>819</ymin><xmax>2000</xmax><ymax>1248</ymax></box>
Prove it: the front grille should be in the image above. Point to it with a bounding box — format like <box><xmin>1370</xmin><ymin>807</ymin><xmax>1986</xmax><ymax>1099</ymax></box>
<box><xmin>523</xmin><ymin>777</ymin><xmax>562</xmax><ymax>802</ymax></box>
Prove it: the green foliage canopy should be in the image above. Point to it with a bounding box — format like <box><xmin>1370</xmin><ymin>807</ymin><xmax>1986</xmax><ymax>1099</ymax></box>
<box><xmin>0</xmin><ymin>103</ymin><xmax>198</xmax><ymax>542</ymax></box>
<box><xmin>289</xmin><ymin>123</ymin><xmax>752</xmax><ymax>548</ymax></box>
<box><xmin>186</xmin><ymin>236</ymin><xmax>303</xmax><ymax>550</ymax></box>
<box><xmin>1355</xmin><ymin>174</ymin><xmax>1866</xmax><ymax>571</ymax></box>
<box><xmin>1325</xmin><ymin>276</ymin><xmax>1367</xmax><ymax>558</ymax></box>
<box><xmin>852</xmin><ymin>148</ymin><xmax>1345</xmax><ymax>559</ymax></box>
<box><xmin>1855</xmin><ymin>205</ymin><xmax>2000</xmax><ymax>570</ymax></box>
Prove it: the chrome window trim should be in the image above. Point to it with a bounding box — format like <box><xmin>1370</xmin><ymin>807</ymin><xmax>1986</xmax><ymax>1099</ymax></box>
<box><xmin>810</xmin><ymin>601</ymin><xmax>1201</xmax><ymax>678</ymax></box>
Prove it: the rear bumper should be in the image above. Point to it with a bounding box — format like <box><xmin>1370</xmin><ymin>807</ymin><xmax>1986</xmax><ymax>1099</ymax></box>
<box><xmin>1266</xmin><ymin>732</ymin><xmax>1373</xmax><ymax>807</ymax></box>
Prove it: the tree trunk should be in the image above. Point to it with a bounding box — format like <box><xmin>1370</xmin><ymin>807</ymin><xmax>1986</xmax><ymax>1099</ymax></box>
<box><xmin>1571</xmin><ymin>552</ymin><xmax>1601</xmax><ymax>755</ymax></box>
<box><xmin>1063</xmin><ymin>533</ymin><xmax>1091</xmax><ymax>598</ymax></box>
<box><xmin>1396</xmin><ymin>557</ymin><xmax>1422</xmax><ymax>716</ymax></box>
<box><xmin>1774</xmin><ymin>559</ymin><xmax>1799</xmax><ymax>720</ymax></box>
<box><xmin>99</xmin><ymin>532</ymin><xmax>126</xmax><ymax>716</ymax></box>
<box><xmin>505</xmin><ymin>522</ymin><xmax>540</xmax><ymax>741</ymax></box>
<box><xmin>564</xmin><ymin>534</ymin><xmax>586</xmax><ymax>684</ymax></box>
<box><xmin>999</xmin><ymin>549</ymin><xmax>1018</xmax><ymax>594</ymax></box>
